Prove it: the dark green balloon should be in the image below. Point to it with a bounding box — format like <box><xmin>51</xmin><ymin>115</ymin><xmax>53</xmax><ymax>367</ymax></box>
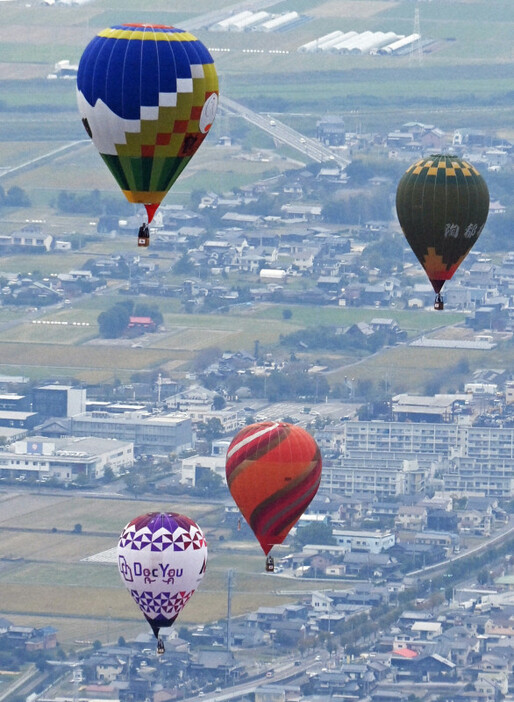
<box><xmin>396</xmin><ymin>154</ymin><xmax>489</xmax><ymax>293</ymax></box>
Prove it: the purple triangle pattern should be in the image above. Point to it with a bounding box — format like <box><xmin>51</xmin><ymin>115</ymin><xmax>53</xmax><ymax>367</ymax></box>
<box><xmin>119</xmin><ymin>523</ymin><xmax>206</xmax><ymax>552</ymax></box>
<box><xmin>130</xmin><ymin>589</ymin><xmax>195</xmax><ymax>618</ymax></box>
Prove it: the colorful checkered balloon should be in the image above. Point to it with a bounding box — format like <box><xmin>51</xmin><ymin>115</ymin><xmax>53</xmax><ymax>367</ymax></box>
<box><xmin>77</xmin><ymin>24</ymin><xmax>218</xmax><ymax>223</ymax></box>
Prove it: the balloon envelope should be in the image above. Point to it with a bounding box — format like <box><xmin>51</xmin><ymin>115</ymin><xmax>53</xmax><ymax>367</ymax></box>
<box><xmin>225</xmin><ymin>422</ymin><xmax>322</xmax><ymax>555</ymax></box>
<box><xmin>117</xmin><ymin>512</ymin><xmax>207</xmax><ymax>638</ymax></box>
<box><xmin>77</xmin><ymin>24</ymin><xmax>218</xmax><ymax>222</ymax></box>
<box><xmin>396</xmin><ymin>154</ymin><xmax>489</xmax><ymax>293</ymax></box>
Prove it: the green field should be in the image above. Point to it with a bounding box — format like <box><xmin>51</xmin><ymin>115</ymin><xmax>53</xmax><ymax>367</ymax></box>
<box><xmin>0</xmin><ymin>290</ymin><xmax>472</xmax><ymax>387</ymax></box>
<box><xmin>250</xmin><ymin>303</ymin><xmax>465</xmax><ymax>334</ymax></box>
<box><xmin>0</xmin><ymin>492</ymin><xmax>313</xmax><ymax>647</ymax></box>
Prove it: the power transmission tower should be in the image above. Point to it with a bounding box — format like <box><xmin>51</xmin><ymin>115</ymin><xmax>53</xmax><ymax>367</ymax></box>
<box><xmin>412</xmin><ymin>6</ymin><xmax>424</xmax><ymax>66</ymax></box>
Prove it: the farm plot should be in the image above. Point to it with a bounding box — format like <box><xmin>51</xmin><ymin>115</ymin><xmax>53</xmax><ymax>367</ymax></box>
<box><xmin>1</xmin><ymin>319</ymin><xmax>95</xmax><ymax>346</ymax></box>
<box><xmin>0</xmin><ymin>493</ymin><xmax>306</xmax><ymax>645</ymax></box>
<box><xmin>327</xmin><ymin>341</ymin><xmax>514</xmax><ymax>395</ymax></box>
<box><xmin>0</xmin><ymin>494</ymin><xmax>217</xmax><ymax>533</ymax></box>
<box><xmin>0</xmin><ymin>341</ymin><xmax>169</xmax><ymax>374</ymax></box>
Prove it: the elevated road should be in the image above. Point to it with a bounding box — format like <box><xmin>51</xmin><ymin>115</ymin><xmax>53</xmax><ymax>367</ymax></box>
<box><xmin>220</xmin><ymin>95</ymin><xmax>350</xmax><ymax>168</ymax></box>
<box><xmin>407</xmin><ymin>515</ymin><xmax>514</xmax><ymax>579</ymax></box>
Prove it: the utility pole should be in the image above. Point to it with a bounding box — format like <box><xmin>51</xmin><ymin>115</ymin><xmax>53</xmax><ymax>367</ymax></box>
<box><xmin>226</xmin><ymin>569</ymin><xmax>233</xmax><ymax>652</ymax></box>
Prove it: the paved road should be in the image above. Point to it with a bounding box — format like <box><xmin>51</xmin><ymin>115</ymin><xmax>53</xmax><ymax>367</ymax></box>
<box><xmin>179</xmin><ymin>652</ymin><xmax>321</xmax><ymax>701</ymax></box>
<box><xmin>0</xmin><ymin>140</ymin><xmax>89</xmax><ymax>181</ymax></box>
<box><xmin>407</xmin><ymin>515</ymin><xmax>514</xmax><ymax>579</ymax></box>
<box><xmin>220</xmin><ymin>94</ymin><xmax>350</xmax><ymax>167</ymax></box>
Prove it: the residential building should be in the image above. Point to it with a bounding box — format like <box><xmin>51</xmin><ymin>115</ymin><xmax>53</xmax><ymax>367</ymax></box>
<box><xmin>395</xmin><ymin>505</ymin><xmax>428</xmax><ymax>531</ymax></box>
<box><xmin>324</xmin><ymin>452</ymin><xmax>428</xmax><ymax>497</ymax></box>
<box><xmin>68</xmin><ymin>411</ymin><xmax>192</xmax><ymax>454</ymax></box>
<box><xmin>332</xmin><ymin>528</ymin><xmax>395</xmax><ymax>553</ymax></box>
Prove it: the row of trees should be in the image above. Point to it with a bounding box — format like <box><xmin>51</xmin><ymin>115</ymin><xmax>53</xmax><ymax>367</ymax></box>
<box><xmin>280</xmin><ymin>324</ymin><xmax>399</xmax><ymax>354</ymax></box>
<box><xmin>55</xmin><ymin>189</ymin><xmax>132</xmax><ymax>217</ymax></box>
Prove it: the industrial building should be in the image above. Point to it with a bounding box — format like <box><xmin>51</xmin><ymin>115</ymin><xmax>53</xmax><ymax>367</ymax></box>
<box><xmin>32</xmin><ymin>384</ymin><xmax>86</xmax><ymax>418</ymax></box>
<box><xmin>211</xmin><ymin>11</ymin><xmax>300</xmax><ymax>32</ymax></box>
<box><xmin>298</xmin><ymin>30</ymin><xmax>426</xmax><ymax>56</ymax></box>
<box><xmin>0</xmin><ymin>435</ymin><xmax>134</xmax><ymax>483</ymax></box>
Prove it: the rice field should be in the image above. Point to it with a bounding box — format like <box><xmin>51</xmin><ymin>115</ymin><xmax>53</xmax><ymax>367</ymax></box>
<box><xmin>328</xmin><ymin>338</ymin><xmax>514</xmax><ymax>394</ymax></box>
<box><xmin>0</xmin><ymin>341</ymin><xmax>168</xmax><ymax>371</ymax></box>
<box><xmin>0</xmin><ymin>492</ymin><xmax>312</xmax><ymax>647</ymax></box>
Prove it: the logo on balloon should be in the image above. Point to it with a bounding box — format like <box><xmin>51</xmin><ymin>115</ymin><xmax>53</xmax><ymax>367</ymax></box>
<box><xmin>199</xmin><ymin>93</ymin><xmax>218</xmax><ymax>134</ymax></box>
<box><xmin>118</xmin><ymin>555</ymin><xmax>134</xmax><ymax>582</ymax></box>
<box><xmin>119</xmin><ymin>558</ymin><xmax>185</xmax><ymax>585</ymax></box>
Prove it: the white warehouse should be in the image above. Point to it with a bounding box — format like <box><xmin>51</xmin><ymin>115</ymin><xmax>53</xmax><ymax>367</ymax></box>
<box><xmin>0</xmin><ymin>435</ymin><xmax>134</xmax><ymax>484</ymax></box>
<box><xmin>332</xmin><ymin>528</ymin><xmax>395</xmax><ymax>554</ymax></box>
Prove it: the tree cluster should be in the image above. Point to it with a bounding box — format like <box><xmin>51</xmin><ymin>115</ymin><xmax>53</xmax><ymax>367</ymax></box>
<box><xmin>280</xmin><ymin>324</ymin><xmax>397</xmax><ymax>354</ymax></box>
<box><xmin>361</xmin><ymin>234</ymin><xmax>405</xmax><ymax>275</ymax></box>
<box><xmin>0</xmin><ymin>184</ymin><xmax>30</xmax><ymax>208</ymax></box>
<box><xmin>97</xmin><ymin>299</ymin><xmax>163</xmax><ymax>338</ymax></box>
<box><xmin>55</xmin><ymin>189</ymin><xmax>132</xmax><ymax>217</ymax></box>
<box><xmin>321</xmin><ymin>188</ymin><xmax>391</xmax><ymax>225</ymax></box>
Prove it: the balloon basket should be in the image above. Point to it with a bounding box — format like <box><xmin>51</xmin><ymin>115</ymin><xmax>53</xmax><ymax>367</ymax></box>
<box><xmin>265</xmin><ymin>555</ymin><xmax>275</xmax><ymax>573</ymax></box>
<box><xmin>434</xmin><ymin>294</ymin><xmax>444</xmax><ymax>311</ymax></box>
<box><xmin>138</xmin><ymin>223</ymin><xmax>150</xmax><ymax>247</ymax></box>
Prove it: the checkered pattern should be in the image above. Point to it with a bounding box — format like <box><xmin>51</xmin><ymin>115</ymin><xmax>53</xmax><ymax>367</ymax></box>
<box><xmin>77</xmin><ymin>24</ymin><xmax>218</xmax><ymax>206</ymax></box>
<box><xmin>408</xmin><ymin>155</ymin><xmax>480</xmax><ymax>181</ymax></box>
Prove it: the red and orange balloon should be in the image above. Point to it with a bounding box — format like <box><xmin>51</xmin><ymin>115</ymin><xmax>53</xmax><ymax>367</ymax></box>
<box><xmin>225</xmin><ymin>422</ymin><xmax>322</xmax><ymax>556</ymax></box>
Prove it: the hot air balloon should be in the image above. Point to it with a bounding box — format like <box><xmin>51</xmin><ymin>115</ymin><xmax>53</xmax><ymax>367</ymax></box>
<box><xmin>396</xmin><ymin>154</ymin><xmax>489</xmax><ymax>310</ymax></box>
<box><xmin>117</xmin><ymin>511</ymin><xmax>207</xmax><ymax>654</ymax></box>
<box><xmin>225</xmin><ymin>422</ymin><xmax>322</xmax><ymax>571</ymax></box>
<box><xmin>77</xmin><ymin>24</ymin><xmax>218</xmax><ymax>247</ymax></box>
